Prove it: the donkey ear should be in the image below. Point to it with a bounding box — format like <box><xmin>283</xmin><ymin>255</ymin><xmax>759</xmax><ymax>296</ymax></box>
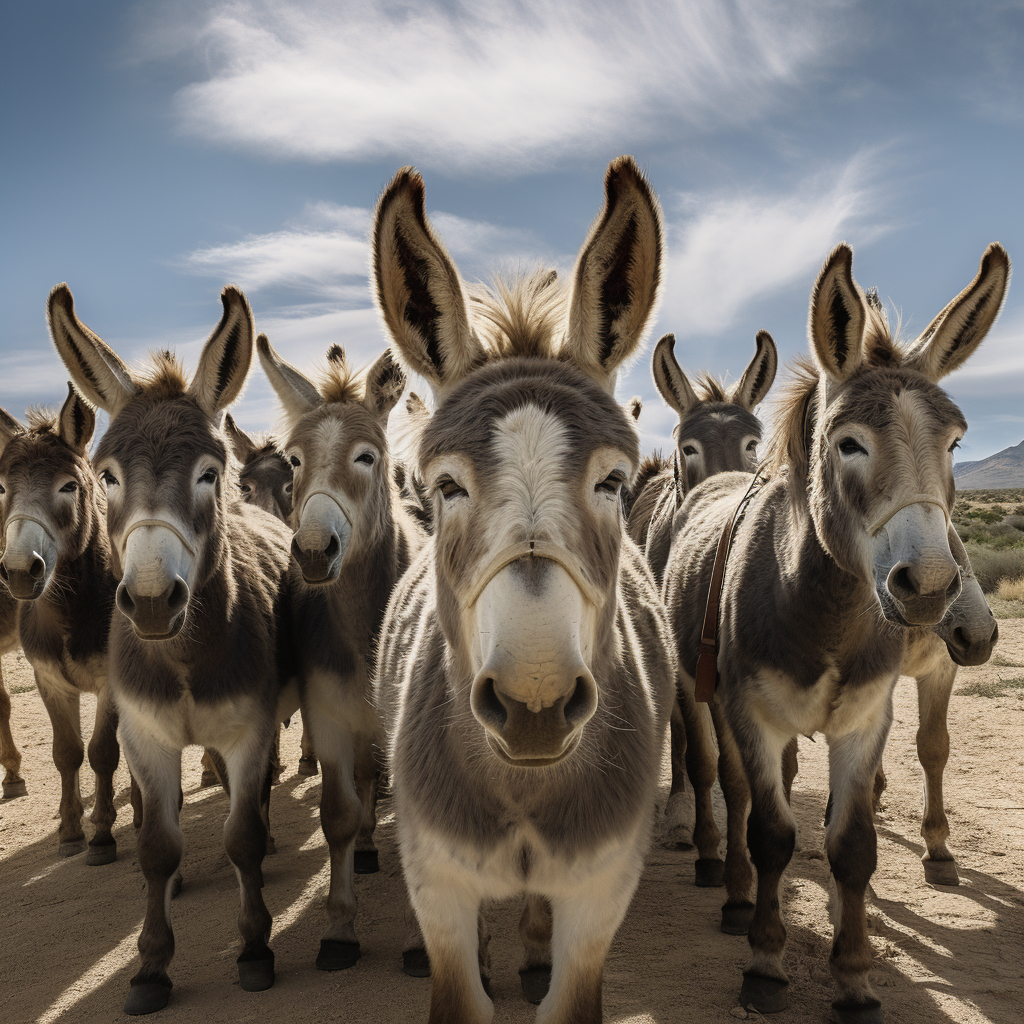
<box><xmin>223</xmin><ymin>413</ymin><xmax>257</xmax><ymax>464</ymax></box>
<box><xmin>808</xmin><ymin>244</ymin><xmax>866</xmax><ymax>382</ymax></box>
<box><xmin>363</xmin><ymin>349</ymin><xmax>407</xmax><ymax>422</ymax></box>
<box><xmin>563</xmin><ymin>157</ymin><xmax>663</xmax><ymax>388</ymax></box>
<box><xmin>730</xmin><ymin>330</ymin><xmax>777</xmax><ymax>410</ymax></box>
<box><xmin>188</xmin><ymin>287</ymin><xmax>254</xmax><ymax>418</ymax></box>
<box><xmin>904</xmin><ymin>243</ymin><xmax>1010</xmax><ymax>381</ymax></box>
<box><xmin>373</xmin><ymin>167</ymin><xmax>484</xmax><ymax>398</ymax></box>
<box><xmin>56</xmin><ymin>383</ymin><xmax>96</xmax><ymax>455</ymax></box>
<box><xmin>651</xmin><ymin>334</ymin><xmax>698</xmax><ymax>415</ymax></box>
<box><xmin>256</xmin><ymin>334</ymin><xmax>322</xmax><ymax>426</ymax></box>
<box><xmin>47</xmin><ymin>284</ymin><xmax>138</xmax><ymax>415</ymax></box>
<box><xmin>0</xmin><ymin>407</ymin><xmax>26</xmax><ymax>458</ymax></box>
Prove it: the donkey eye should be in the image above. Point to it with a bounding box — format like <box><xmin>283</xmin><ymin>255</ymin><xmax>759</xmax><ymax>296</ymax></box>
<box><xmin>284</xmin><ymin>482</ymin><xmax>293</xmax><ymax>495</ymax></box>
<box><xmin>100</xmin><ymin>470</ymin><xmax>119</xmax><ymax>487</ymax></box>
<box><xmin>595</xmin><ymin>471</ymin><xmax>625</xmax><ymax>494</ymax></box>
<box><xmin>682</xmin><ymin>445</ymin><xmax>698</xmax><ymax>457</ymax></box>
<box><xmin>198</xmin><ymin>468</ymin><xmax>218</xmax><ymax>485</ymax></box>
<box><xmin>240</xmin><ymin>483</ymin><xmax>252</xmax><ymax>494</ymax></box>
<box><xmin>745</xmin><ymin>440</ymin><xmax>758</xmax><ymax>453</ymax></box>
<box><xmin>838</xmin><ymin>437</ymin><xmax>867</xmax><ymax>456</ymax></box>
<box><xmin>59</xmin><ymin>481</ymin><xmax>78</xmax><ymax>494</ymax></box>
<box><xmin>438</xmin><ymin>477</ymin><xmax>467</xmax><ymax>501</ymax></box>
<box><xmin>289</xmin><ymin>456</ymin><xmax>301</xmax><ymax>468</ymax></box>
<box><xmin>355</xmin><ymin>452</ymin><xmax>375</xmax><ymax>466</ymax></box>
<box><xmin>948</xmin><ymin>438</ymin><xmax>961</xmax><ymax>453</ymax></box>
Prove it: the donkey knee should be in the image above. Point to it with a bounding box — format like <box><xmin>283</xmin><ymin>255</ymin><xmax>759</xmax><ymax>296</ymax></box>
<box><xmin>746</xmin><ymin>810</ymin><xmax>795</xmax><ymax>876</ymax></box>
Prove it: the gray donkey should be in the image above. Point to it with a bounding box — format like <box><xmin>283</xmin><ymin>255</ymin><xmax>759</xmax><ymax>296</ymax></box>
<box><xmin>373</xmin><ymin>157</ymin><xmax>675</xmax><ymax>1024</ymax></box>
<box><xmin>48</xmin><ymin>285</ymin><xmax>294</xmax><ymax>1015</ymax></box>
<box><xmin>258</xmin><ymin>335</ymin><xmax>424</xmax><ymax>971</ymax></box>
<box><xmin>0</xmin><ymin>390</ymin><xmax>128</xmax><ymax>860</ymax></box>
<box><xmin>0</xmin><ymin>588</ymin><xmax>24</xmax><ymax>798</ymax></box>
<box><xmin>662</xmin><ymin>241</ymin><xmax>1009</xmax><ymax>1022</ymax></box>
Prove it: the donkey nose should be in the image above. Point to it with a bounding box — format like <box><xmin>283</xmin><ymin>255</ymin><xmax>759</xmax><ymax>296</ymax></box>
<box><xmin>886</xmin><ymin>557</ymin><xmax>961</xmax><ymax>626</ymax></box>
<box><xmin>116</xmin><ymin>576</ymin><xmax>190</xmax><ymax>638</ymax></box>
<box><xmin>291</xmin><ymin>532</ymin><xmax>341</xmax><ymax>582</ymax></box>
<box><xmin>0</xmin><ymin>557</ymin><xmax>46</xmax><ymax>599</ymax></box>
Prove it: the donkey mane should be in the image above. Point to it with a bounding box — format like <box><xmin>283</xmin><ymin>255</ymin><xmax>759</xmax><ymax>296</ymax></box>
<box><xmin>136</xmin><ymin>350</ymin><xmax>190</xmax><ymax>398</ymax></box>
<box><xmin>317</xmin><ymin>344</ymin><xmax>364</xmax><ymax>405</ymax></box>
<box><xmin>467</xmin><ymin>269</ymin><xmax>567</xmax><ymax>361</ymax></box>
<box><xmin>694</xmin><ymin>373</ymin><xmax>729</xmax><ymax>402</ymax></box>
<box><xmin>24</xmin><ymin>407</ymin><xmax>60</xmax><ymax>433</ymax></box>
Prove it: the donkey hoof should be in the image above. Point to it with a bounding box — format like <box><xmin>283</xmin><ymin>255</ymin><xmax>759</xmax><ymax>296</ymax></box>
<box><xmin>519</xmin><ymin>966</ymin><xmax>552</xmax><ymax>1005</ymax></box>
<box><xmin>124</xmin><ymin>981</ymin><xmax>172</xmax><ymax>1015</ymax></box>
<box><xmin>740</xmin><ymin>971</ymin><xmax>788</xmax><ymax>1013</ymax></box>
<box><xmin>354</xmin><ymin>849</ymin><xmax>379</xmax><ymax>874</ymax></box>
<box><xmin>86</xmin><ymin>840</ymin><xmax>117</xmax><ymax>866</ymax></box>
<box><xmin>297</xmin><ymin>756</ymin><xmax>319</xmax><ymax>777</ymax></box>
<box><xmin>695</xmin><ymin>858</ymin><xmax>725</xmax><ymax>887</ymax></box>
<box><xmin>58</xmin><ymin>838</ymin><xmax>86</xmax><ymax>858</ymax></box>
<box><xmin>199</xmin><ymin>769</ymin><xmax>219</xmax><ymax>788</ymax></box>
<box><xmin>923</xmin><ymin>858</ymin><xmax>959</xmax><ymax>886</ymax></box>
<box><xmin>2</xmin><ymin>779</ymin><xmax>27</xmax><ymax>799</ymax></box>
<box><xmin>402</xmin><ymin>947</ymin><xmax>430</xmax><ymax>977</ymax></box>
<box><xmin>720</xmin><ymin>901</ymin><xmax>755</xmax><ymax>935</ymax></box>
<box><xmin>238</xmin><ymin>949</ymin><xmax>275</xmax><ymax>991</ymax></box>
<box><xmin>316</xmin><ymin>939</ymin><xmax>360</xmax><ymax>971</ymax></box>
<box><xmin>170</xmin><ymin>872</ymin><xmax>183</xmax><ymax>899</ymax></box>
<box><xmin>832</xmin><ymin>997</ymin><xmax>883</xmax><ymax>1024</ymax></box>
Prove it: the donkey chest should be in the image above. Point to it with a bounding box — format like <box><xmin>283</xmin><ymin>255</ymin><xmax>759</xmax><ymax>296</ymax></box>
<box><xmin>126</xmin><ymin>688</ymin><xmax>266</xmax><ymax>750</ymax></box>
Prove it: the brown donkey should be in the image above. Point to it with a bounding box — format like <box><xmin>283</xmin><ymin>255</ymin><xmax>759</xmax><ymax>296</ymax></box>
<box><xmin>662</xmin><ymin>242</ymin><xmax>1009</xmax><ymax>1022</ymax></box>
<box><xmin>0</xmin><ymin>588</ymin><xmax>25</xmax><ymax>798</ymax></box>
<box><xmin>373</xmin><ymin>158</ymin><xmax>675</xmax><ymax>1024</ymax></box>
<box><xmin>0</xmin><ymin>391</ymin><xmax>125</xmax><ymax>860</ymax></box>
<box><xmin>48</xmin><ymin>285</ymin><xmax>294</xmax><ymax>1015</ymax></box>
<box><xmin>258</xmin><ymin>336</ymin><xmax>424</xmax><ymax>970</ymax></box>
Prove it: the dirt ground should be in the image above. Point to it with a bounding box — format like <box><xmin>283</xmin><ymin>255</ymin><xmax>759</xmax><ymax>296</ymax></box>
<box><xmin>1</xmin><ymin>624</ymin><xmax>1021</xmax><ymax>1024</ymax></box>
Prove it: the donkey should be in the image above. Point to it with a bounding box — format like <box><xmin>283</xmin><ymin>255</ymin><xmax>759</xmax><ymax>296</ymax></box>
<box><xmin>48</xmin><ymin>284</ymin><xmax>294</xmax><ymax>1015</ymax></box>
<box><xmin>0</xmin><ymin>584</ymin><xmax>25</xmax><ymax>798</ymax></box>
<box><xmin>373</xmin><ymin>157</ymin><xmax>675</xmax><ymax>1024</ymax></box>
<box><xmin>258</xmin><ymin>335</ymin><xmax>423</xmax><ymax>971</ymax></box>
<box><xmin>0</xmin><ymin>391</ymin><xmax>125</xmax><ymax>860</ymax></box>
<box><xmin>661</xmin><ymin>241</ymin><xmax>1009</xmax><ymax>1022</ymax></box>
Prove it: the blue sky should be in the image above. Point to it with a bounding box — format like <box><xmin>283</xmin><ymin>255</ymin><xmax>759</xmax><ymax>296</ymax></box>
<box><xmin>2</xmin><ymin>0</ymin><xmax>1022</xmax><ymax>462</ymax></box>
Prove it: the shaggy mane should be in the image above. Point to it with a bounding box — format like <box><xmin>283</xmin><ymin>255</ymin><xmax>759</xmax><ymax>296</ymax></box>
<box><xmin>24</xmin><ymin>407</ymin><xmax>59</xmax><ymax>433</ymax></box>
<box><xmin>468</xmin><ymin>269</ymin><xmax>567</xmax><ymax>360</ymax></box>
<box><xmin>137</xmin><ymin>350</ymin><xmax>189</xmax><ymax>397</ymax></box>
<box><xmin>694</xmin><ymin>373</ymin><xmax>729</xmax><ymax>403</ymax></box>
<box><xmin>318</xmin><ymin>344</ymin><xmax>364</xmax><ymax>405</ymax></box>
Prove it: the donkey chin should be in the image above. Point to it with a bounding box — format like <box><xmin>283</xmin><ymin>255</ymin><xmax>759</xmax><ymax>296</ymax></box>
<box><xmin>467</xmin><ymin>556</ymin><xmax>600</xmax><ymax>768</ymax></box>
<box><xmin>115</xmin><ymin>524</ymin><xmax>195</xmax><ymax>640</ymax></box>
<box><xmin>0</xmin><ymin>519</ymin><xmax>59</xmax><ymax>600</ymax></box>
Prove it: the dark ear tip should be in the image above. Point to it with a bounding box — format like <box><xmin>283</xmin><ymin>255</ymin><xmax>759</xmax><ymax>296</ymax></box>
<box><xmin>981</xmin><ymin>242</ymin><xmax>1010</xmax><ymax>271</ymax></box>
<box><xmin>327</xmin><ymin>344</ymin><xmax>346</xmax><ymax>365</ymax></box>
<box><xmin>221</xmin><ymin>284</ymin><xmax>251</xmax><ymax>311</ymax></box>
<box><xmin>825</xmin><ymin>242</ymin><xmax>854</xmax><ymax>269</ymax></box>
<box><xmin>655</xmin><ymin>332</ymin><xmax>676</xmax><ymax>351</ymax></box>
<box><xmin>256</xmin><ymin>333</ymin><xmax>271</xmax><ymax>355</ymax></box>
<box><xmin>755</xmin><ymin>329</ymin><xmax>776</xmax><ymax>350</ymax></box>
<box><xmin>382</xmin><ymin>166</ymin><xmax>425</xmax><ymax>208</ymax></box>
<box><xmin>48</xmin><ymin>283</ymin><xmax>74</xmax><ymax>313</ymax></box>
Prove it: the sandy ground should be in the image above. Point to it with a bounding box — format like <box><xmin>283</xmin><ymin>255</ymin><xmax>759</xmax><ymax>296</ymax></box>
<box><xmin>0</xmin><ymin>624</ymin><xmax>1021</xmax><ymax>1024</ymax></box>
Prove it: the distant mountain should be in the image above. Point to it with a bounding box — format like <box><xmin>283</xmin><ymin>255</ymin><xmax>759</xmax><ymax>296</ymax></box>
<box><xmin>954</xmin><ymin>440</ymin><xmax>1024</xmax><ymax>489</ymax></box>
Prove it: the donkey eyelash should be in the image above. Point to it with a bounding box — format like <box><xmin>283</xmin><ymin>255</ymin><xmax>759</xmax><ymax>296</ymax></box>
<box><xmin>100</xmin><ymin>469</ymin><xmax>119</xmax><ymax>487</ymax></box>
<box><xmin>682</xmin><ymin>445</ymin><xmax>699</xmax><ymax>456</ymax></box>
<box><xmin>837</xmin><ymin>437</ymin><xmax>868</xmax><ymax>456</ymax></box>
<box><xmin>436</xmin><ymin>476</ymin><xmax>467</xmax><ymax>500</ymax></box>
<box><xmin>948</xmin><ymin>439</ymin><xmax>961</xmax><ymax>453</ymax></box>
<box><xmin>59</xmin><ymin>481</ymin><xmax>78</xmax><ymax>493</ymax></box>
<box><xmin>595</xmin><ymin>471</ymin><xmax>626</xmax><ymax>494</ymax></box>
<box><xmin>198</xmin><ymin>468</ymin><xmax>218</xmax><ymax>485</ymax></box>
<box><xmin>355</xmin><ymin>452</ymin><xmax>376</xmax><ymax>466</ymax></box>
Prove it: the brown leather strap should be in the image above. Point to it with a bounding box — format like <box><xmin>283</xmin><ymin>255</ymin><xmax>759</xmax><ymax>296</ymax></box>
<box><xmin>694</xmin><ymin>471</ymin><xmax>766</xmax><ymax>703</ymax></box>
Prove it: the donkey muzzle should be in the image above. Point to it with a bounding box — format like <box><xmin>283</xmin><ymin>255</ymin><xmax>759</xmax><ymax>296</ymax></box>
<box><xmin>1</xmin><ymin>517</ymin><xmax>57</xmax><ymax>600</ymax></box>
<box><xmin>292</xmin><ymin>492</ymin><xmax>351</xmax><ymax>584</ymax></box>
<box><xmin>938</xmin><ymin>577</ymin><xmax>998</xmax><ymax>667</ymax></box>
<box><xmin>116</xmin><ymin>520</ymin><xmax>195</xmax><ymax>639</ymax></box>
<box><xmin>116</xmin><ymin>576</ymin><xmax>190</xmax><ymax>639</ymax></box>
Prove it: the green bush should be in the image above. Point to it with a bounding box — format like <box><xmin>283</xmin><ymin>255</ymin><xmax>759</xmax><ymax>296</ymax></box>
<box><xmin>964</xmin><ymin>541</ymin><xmax>1024</xmax><ymax>593</ymax></box>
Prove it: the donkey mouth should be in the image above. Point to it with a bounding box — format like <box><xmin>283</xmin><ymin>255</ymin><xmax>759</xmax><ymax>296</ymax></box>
<box><xmin>485</xmin><ymin>731</ymin><xmax>581</xmax><ymax>768</ymax></box>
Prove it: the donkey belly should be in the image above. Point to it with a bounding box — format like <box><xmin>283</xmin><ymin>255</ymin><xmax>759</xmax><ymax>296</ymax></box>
<box><xmin>117</xmin><ymin>689</ymin><xmax>270</xmax><ymax>752</ymax></box>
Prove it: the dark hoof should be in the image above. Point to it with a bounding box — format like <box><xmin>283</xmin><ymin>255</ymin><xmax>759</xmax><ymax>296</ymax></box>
<box><xmin>170</xmin><ymin>872</ymin><xmax>183</xmax><ymax>900</ymax></box>
<box><xmin>58</xmin><ymin>838</ymin><xmax>86</xmax><ymax>858</ymax></box>
<box><xmin>199</xmin><ymin>769</ymin><xmax>219</xmax><ymax>788</ymax></box>
<box><xmin>124</xmin><ymin>981</ymin><xmax>172</xmax><ymax>1015</ymax></box>
<box><xmin>402</xmin><ymin>947</ymin><xmax>430</xmax><ymax>977</ymax></box>
<box><xmin>354</xmin><ymin>849</ymin><xmax>379</xmax><ymax>874</ymax></box>
<box><xmin>265</xmin><ymin>835</ymin><xmax>277</xmax><ymax>856</ymax></box>
<box><xmin>695</xmin><ymin>857</ymin><xmax>725</xmax><ymax>887</ymax></box>
<box><xmin>297</xmin><ymin>756</ymin><xmax>319</xmax><ymax>777</ymax></box>
<box><xmin>2</xmin><ymin>779</ymin><xmax>27</xmax><ymax>799</ymax></box>
<box><xmin>923</xmin><ymin>858</ymin><xmax>959</xmax><ymax>886</ymax></box>
<box><xmin>720</xmin><ymin>901</ymin><xmax>755</xmax><ymax>935</ymax></box>
<box><xmin>316</xmin><ymin>939</ymin><xmax>360</xmax><ymax>971</ymax></box>
<box><xmin>740</xmin><ymin>971</ymin><xmax>789</xmax><ymax>1014</ymax></box>
<box><xmin>832</xmin><ymin>997</ymin><xmax>883</xmax><ymax>1024</ymax></box>
<box><xmin>519</xmin><ymin>966</ymin><xmax>552</xmax><ymax>1005</ymax></box>
<box><xmin>86</xmin><ymin>840</ymin><xmax>117</xmax><ymax>866</ymax></box>
<box><xmin>237</xmin><ymin>950</ymin><xmax>275</xmax><ymax>991</ymax></box>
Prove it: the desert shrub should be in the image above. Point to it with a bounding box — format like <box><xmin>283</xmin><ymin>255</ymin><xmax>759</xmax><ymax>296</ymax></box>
<box><xmin>997</xmin><ymin>574</ymin><xmax>1024</xmax><ymax>601</ymax></box>
<box><xmin>1003</xmin><ymin>514</ymin><xmax>1024</xmax><ymax>531</ymax></box>
<box><xmin>964</xmin><ymin>542</ymin><xmax>1024</xmax><ymax>593</ymax></box>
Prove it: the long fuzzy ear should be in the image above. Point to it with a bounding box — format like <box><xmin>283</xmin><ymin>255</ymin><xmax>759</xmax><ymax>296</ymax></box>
<box><xmin>372</xmin><ymin>167</ymin><xmax>484</xmax><ymax>398</ymax></box>
<box><xmin>808</xmin><ymin>244</ymin><xmax>866</xmax><ymax>382</ymax></box>
<box><xmin>904</xmin><ymin>243</ymin><xmax>1010</xmax><ymax>381</ymax></box>
<box><xmin>730</xmin><ymin>330</ymin><xmax>777</xmax><ymax>410</ymax></box>
<box><xmin>563</xmin><ymin>156</ymin><xmax>663</xmax><ymax>389</ymax></box>
<box><xmin>56</xmin><ymin>383</ymin><xmax>96</xmax><ymax>456</ymax></box>
<box><xmin>256</xmin><ymin>334</ymin><xmax>322</xmax><ymax>425</ymax></box>
<box><xmin>223</xmin><ymin>413</ymin><xmax>257</xmax><ymax>464</ymax></box>
<box><xmin>651</xmin><ymin>333</ymin><xmax>698</xmax><ymax>415</ymax></box>
<box><xmin>47</xmin><ymin>284</ymin><xmax>138</xmax><ymax>415</ymax></box>
<box><xmin>363</xmin><ymin>349</ymin><xmax>407</xmax><ymax>422</ymax></box>
<box><xmin>188</xmin><ymin>286</ymin><xmax>254</xmax><ymax>418</ymax></box>
<box><xmin>0</xmin><ymin>407</ymin><xmax>26</xmax><ymax>458</ymax></box>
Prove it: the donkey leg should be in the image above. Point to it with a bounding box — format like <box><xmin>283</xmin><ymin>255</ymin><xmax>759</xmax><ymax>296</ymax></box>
<box><xmin>519</xmin><ymin>895</ymin><xmax>553</xmax><ymax>1004</ymax></box>
<box><xmin>85</xmin><ymin>687</ymin><xmax>120</xmax><ymax>865</ymax></box>
<box><xmin>711</xmin><ymin>700</ymin><xmax>755</xmax><ymax>935</ymax></box>
<box><xmin>664</xmin><ymin>700</ymin><xmax>688</xmax><ymax>831</ymax></box>
<box><xmin>678</xmin><ymin>673</ymin><xmax>722</xmax><ymax>881</ymax></box>
<box><xmin>0</xmin><ymin>664</ymin><xmax>26</xmax><ymax>798</ymax></box>
<box><xmin>353</xmin><ymin>730</ymin><xmax>380</xmax><ymax>873</ymax></box>
<box><xmin>297</xmin><ymin>723</ymin><xmax>318</xmax><ymax>776</ymax></box>
<box><xmin>733</xmin><ymin>717</ymin><xmax>793</xmax><ymax>1014</ymax></box>
<box><xmin>122</xmin><ymin>736</ymin><xmax>183</xmax><ymax>1015</ymax></box>
<box><xmin>199</xmin><ymin>749</ymin><xmax>219</xmax><ymax>788</ymax></box>
<box><xmin>37</xmin><ymin>676</ymin><xmax>86</xmax><ymax>856</ymax></box>
<box><xmin>916</xmin><ymin>661</ymin><xmax>958</xmax><ymax>885</ymax></box>
<box><xmin>222</xmin><ymin>740</ymin><xmax>276</xmax><ymax>992</ymax></box>
<box><xmin>781</xmin><ymin>737</ymin><xmax>798</xmax><ymax>803</ymax></box>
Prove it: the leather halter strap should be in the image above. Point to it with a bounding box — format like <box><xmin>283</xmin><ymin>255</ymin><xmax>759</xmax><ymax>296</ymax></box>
<box><xmin>121</xmin><ymin>518</ymin><xmax>196</xmax><ymax>558</ymax></box>
<box><xmin>694</xmin><ymin>471</ymin><xmax>767</xmax><ymax>703</ymax></box>
<box><xmin>868</xmin><ymin>494</ymin><xmax>949</xmax><ymax>536</ymax></box>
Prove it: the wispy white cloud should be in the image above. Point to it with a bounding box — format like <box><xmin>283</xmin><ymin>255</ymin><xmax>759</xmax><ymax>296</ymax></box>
<box><xmin>660</xmin><ymin>153</ymin><xmax>887</xmax><ymax>337</ymax></box>
<box><xmin>154</xmin><ymin>0</ymin><xmax>849</xmax><ymax>170</ymax></box>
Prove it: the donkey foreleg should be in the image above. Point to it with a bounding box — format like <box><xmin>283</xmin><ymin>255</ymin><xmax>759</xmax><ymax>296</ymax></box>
<box><xmin>353</xmin><ymin>729</ymin><xmax>381</xmax><ymax>873</ymax></box>
<box><xmin>37</xmin><ymin>675</ymin><xmax>86</xmax><ymax>856</ymax></box>
<box><xmin>677</xmin><ymin>670</ymin><xmax>722</xmax><ymax>882</ymax></box>
<box><xmin>0</xmin><ymin>665</ymin><xmax>26</xmax><ymax>798</ymax></box>
<box><xmin>519</xmin><ymin>894</ymin><xmax>553</xmax><ymax>1003</ymax></box>
<box><xmin>916</xmin><ymin>659</ymin><xmax>958</xmax><ymax>884</ymax></box>
<box><xmin>85</xmin><ymin>686</ymin><xmax>121</xmax><ymax>865</ymax></box>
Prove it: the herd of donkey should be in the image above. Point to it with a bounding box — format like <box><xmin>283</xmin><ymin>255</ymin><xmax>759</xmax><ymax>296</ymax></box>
<box><xmin>0</xmin><ymin>156</ymin><xmax>1012</xmax><ymax>1023</ymax></box>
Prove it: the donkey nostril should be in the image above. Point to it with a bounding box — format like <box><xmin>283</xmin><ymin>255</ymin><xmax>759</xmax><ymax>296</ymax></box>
<box><xmin>476</xmin><ymin>678</ymin><xmax>508</xmax><ymax>731</ymax></box>
<box><xmin>952</xmin><ymin>626</ymin><xmax>968</xmax><ymax>650</ymax></box>
<box><xmin>29</xmin><ymin>556</ymin><xmax>45</xmax><ymax>580</ymax></box>
<box><xmin>890</xmin><ymin>565</ymin><xmax>916</xmax><ymax>599</ymax></box>
<box><xmin>167</xmin><ymin>578</ymin><xmax>189</xmax><ymax>614</ymax></box>
<box><xmin>290</xmin><ymin>537</ymin><xmax>304</xmax><ymax>563</ymax></box>
<box><xmin>563</xmin><ymin>678</ymin><xmax>590</xmax><ymax>727</ymax></box>
<box><xmin>116</xmin><ymin>584</ymin><xmax>136</xmax><ymax>618</ymax></box>
<box><xmin>324</xmin><ymin>534</ymin><xmax>340</xmax><ymax>559</ymax></box>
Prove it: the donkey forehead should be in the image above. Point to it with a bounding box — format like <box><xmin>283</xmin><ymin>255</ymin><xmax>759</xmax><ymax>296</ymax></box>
<box><xmin>0</xmin><ymin>433</ymin><xmax>81</xmax><ymax>479</ymax></box>
<box><xmin>421</xmin><ymin>359</ymin><xmax>638</xmax><ymax>473</ymax></box>
<box><xmin>286</xmin><ymin>404</ymin><xmax>384</xmax><ymax>456</ymax></box>
<box><xmin>827</xmin><ymin>372</ymin><xmax>967</xmax><ymax>438</ymax></box>
<box><xmin>96</xmin><ymin>395</ymin><xmax>226</xmax><ymax>470</ymax></box>
<box><xmin>678</xmin><ymin>403</ymin><xmax>760</xmax><ymax>441</ymax></box>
